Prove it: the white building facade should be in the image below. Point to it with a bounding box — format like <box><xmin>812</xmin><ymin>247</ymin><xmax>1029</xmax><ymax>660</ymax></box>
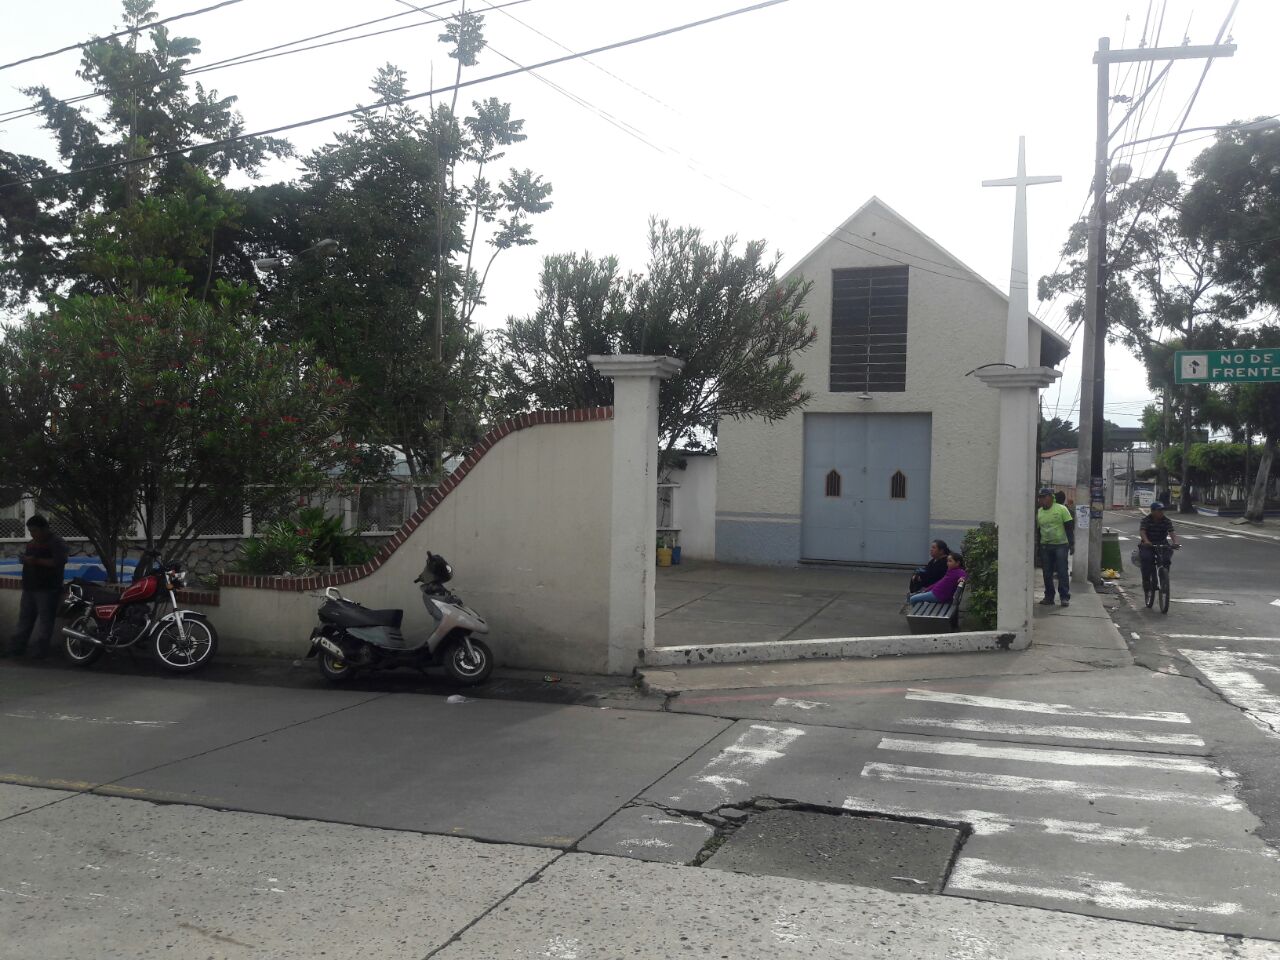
<box><xmin>715</xmin><ymin>198</ymin><xmax>1070</xmax><ymax>567</ymax></box>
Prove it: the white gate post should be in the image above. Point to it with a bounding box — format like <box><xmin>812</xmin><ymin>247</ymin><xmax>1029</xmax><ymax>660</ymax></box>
<box><xmin>589</xmin><ymin>354</ymin><xmax>685</xmax><ymax>674</ymax></box>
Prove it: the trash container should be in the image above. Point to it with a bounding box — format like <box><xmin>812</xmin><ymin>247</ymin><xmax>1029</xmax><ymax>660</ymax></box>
<box><xmin>1101</xmin><ymin>529</ymin><xmax>1123</xmax><ymax>572</ymax></box>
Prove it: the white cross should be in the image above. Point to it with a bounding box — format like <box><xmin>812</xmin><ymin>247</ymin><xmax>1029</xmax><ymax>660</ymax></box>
<box><xmin>983</xmin><ymin>136</ymin><xmax>1061</xmax><ymax>366</ymax></box>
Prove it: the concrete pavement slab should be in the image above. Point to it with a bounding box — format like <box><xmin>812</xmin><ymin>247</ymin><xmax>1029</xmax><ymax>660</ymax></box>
<box><xmin>654</xmin><ymin>580</ymin><xmax>719</xmax><ymax>615</ymax></box>
<box><xmin>0</xmin><ymin>663</ymin><xmax>99</xmax><ymax>700</ymax></box>
<box><xmin>629</xmin><ymin>710</ymin><xmax>1279</xmax><ymax>936</ymax></box>
<box><xmin>798</xmin><ymin>597</ymin><xmax>908</xmax><ymax>638</ymax></box>
<box><xmin>0</xmin><ymin>785</ymin><xmax>555</xmax><ymax>960</ymax></box>
<box><xmin>0</xmin><ymin>671</ymin><xmax>384</xmax><ymax>786</ymax></box>
<box><xmin>655</xmin><ymin>618</ymin><xmax>793</xmax><ymax>646</ymax></box>
<box><xmin>661</xmin><ymin>597</ymin><xmax>820</xmax><ymax>627</ymax></box>
<box><xmin>432</xmin><ymin>852</ymin><xmax>1276</xmax><ymax>959</ymax></box>
<box><xmin>0</xmin><ymin>780</ymin><xmax>69</xmax><ymax>819</ymax></box>
<box><xmin>575</xmin><ymin>803</ymin><xmax>713</xmax><ymax>864</ymax></box>
<box><xmin>112</xmin><ymin>693</ymin><xmax>729</xmax><ymax>847</ymax></box>
<box><xmin>703</xmin><ymin>808</ymin><xmax>961</xmax><ymax>892</ymax></box>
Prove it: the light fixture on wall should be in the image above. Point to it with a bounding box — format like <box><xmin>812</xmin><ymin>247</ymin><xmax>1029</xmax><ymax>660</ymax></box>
<box><xmin>857</xmin><ymin>391</ymin><xmax>872</xmax><ymax>401</ymax></box>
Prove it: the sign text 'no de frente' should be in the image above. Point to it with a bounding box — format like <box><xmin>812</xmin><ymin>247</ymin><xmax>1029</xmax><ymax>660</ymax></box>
<box><xmin>1175</xmin><ymin>349</ymin><xmax>1280</xmax><ymax>384</ymax></box>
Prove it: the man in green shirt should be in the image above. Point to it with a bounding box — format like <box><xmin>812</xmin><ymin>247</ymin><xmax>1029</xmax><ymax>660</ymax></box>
<box><xmin>1035</xmin><ymin>487</ymin><xmax>1075</xmax><ymax>607</ymax></box>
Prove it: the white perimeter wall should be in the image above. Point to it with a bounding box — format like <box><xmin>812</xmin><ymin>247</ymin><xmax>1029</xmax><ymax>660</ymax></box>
<box><xmin>217</xmin><ymin>418</ymin><xmax>615</xmax><ymax>674</ymax></box>
<box><xmin>667</xmin><ymin>455</ymin><xmax>717</xmax><ymax>560</ymax></box>
<box><xmin>3</xmin><ymin>419</ymin><xmax>619</xmax><ymax>674</ymax></box>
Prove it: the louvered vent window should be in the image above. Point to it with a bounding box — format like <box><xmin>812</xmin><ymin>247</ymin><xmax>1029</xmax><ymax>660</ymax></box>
<box><xmin>890</xmin><ymin>470</ymin><xmax>907</xmax><ymax>499</ymax></box>
<box><xmin>831</xmin><ymin>266</ymin><xmax>908</xmax><ymax>393</ymax></box>
<box><xmin>825</xmin><ymin>470</ymin><xmax>842</xmax><ymax>498</ymax></box>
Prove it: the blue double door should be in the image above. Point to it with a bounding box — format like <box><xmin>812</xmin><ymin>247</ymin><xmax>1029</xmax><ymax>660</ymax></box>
<box><xmin>801</xmin><ymin>413</ymin><xmax>932</xmax><ymax>565</ymax></box>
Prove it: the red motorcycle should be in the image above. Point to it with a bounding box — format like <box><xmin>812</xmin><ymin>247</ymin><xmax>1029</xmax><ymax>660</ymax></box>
<box><xmin>60</xmin><ymin>551</ymin><xmax>218</xmax><ymax>673</ymax></box>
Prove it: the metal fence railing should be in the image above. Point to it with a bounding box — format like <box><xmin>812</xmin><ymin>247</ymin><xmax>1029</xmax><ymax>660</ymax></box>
<box><xmin>0</xmin><ymin>485</ymin><xmax>426</xmax><ymax>543</ymax></box>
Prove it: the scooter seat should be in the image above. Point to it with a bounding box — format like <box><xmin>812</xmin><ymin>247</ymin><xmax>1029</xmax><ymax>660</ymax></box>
<box><xmin>321</xmin><ymin>599</ymin><xmax>404</xmax><ymax>629</ymax></box>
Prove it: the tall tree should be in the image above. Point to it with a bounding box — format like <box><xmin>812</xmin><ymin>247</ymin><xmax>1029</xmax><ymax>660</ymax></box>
<box><xmin>0</xmin><ymin>291</ymin><xmax>352</xmax><ymax>580</ymax></box>
<box><xmin>2</xmin><ymin>0</ymin><xmax>289</xmax><ymax>305</ymax></box>
<box><xmin>253</xmin><ymin>17</ymin><xmax>551</xmax><ymax>491</ymax></box>
<box><xmin>497</xmin><ymin>219</ymin><xmax>815</xmax><ymax>455</ymax></box>
<box><xmin>1182</xmin><ymin>123</ymin><xmax>1280</xmax><ymax>311</ymax></box>
<box><xmin>1039</xmin><ymin>170</ymin><xmax>1245</xmax><ymax>512</ymax></box>
<box><xmin>1039</xmin><ymin>416</ymin><xmax>1078</xmax><ymax>450</ymax></box>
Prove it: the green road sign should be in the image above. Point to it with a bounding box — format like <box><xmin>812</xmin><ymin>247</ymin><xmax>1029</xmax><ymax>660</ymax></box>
<box><xmin>1175</xmin><ymin>349</ymin><xmax>1280</xmax><ymax>384</ymax></box>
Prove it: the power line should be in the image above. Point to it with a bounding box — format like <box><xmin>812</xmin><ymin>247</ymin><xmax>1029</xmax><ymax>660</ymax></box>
<box><xmin>0</xmin><ymin>0</ymin><xmax>473</xmax><ymax>126</ymax></box>
<box><xmin>0</xmin><ymin>0</ymin><xmax>247</xmax><ymax>73</ymax></box>
<box><xmin>1111</xmin><ymin>0</ymin><xmax>1240</xmax><ymax>260</ymax></box>
<box><xmin>2</xmin><ymin>0</ymin><xmax>790</xmax><ymax>191</ymax></box>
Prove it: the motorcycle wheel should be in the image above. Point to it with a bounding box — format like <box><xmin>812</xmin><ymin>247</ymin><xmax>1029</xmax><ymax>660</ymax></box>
<box><xmin>444</xmin><ymin>636</ymin><xmax>493</xmax><ymax>686</ymax></box>
<box><xmin>153</xmin><ymin>618</ymin><xmax>218</xmax><ymax>673</ymax></box>
<box><xmin>318</xmin><ymin>649</ymin><xmax>356</xmax><ymax>683</ymax></box>
<box><xmin>63</xmin><ymin>615</ymin><xmax>104</xmax><ymax>668</ymax></box>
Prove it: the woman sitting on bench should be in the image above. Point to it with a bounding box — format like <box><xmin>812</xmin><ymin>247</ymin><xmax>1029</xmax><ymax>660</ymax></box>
<box><xmin>908</xmin><ymin>552</ymin><xmax>965</xmax><ymax>606</ymax></box>
<box><xmin>909</xmin><ymin>539</ymin><xmax>950</xmax><ymax>593</ymax></box>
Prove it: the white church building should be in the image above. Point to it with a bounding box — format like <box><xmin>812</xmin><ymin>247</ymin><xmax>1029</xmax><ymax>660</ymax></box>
<box><xmin>714</xmin><ymin>197</ymin><xmax>1071</xmax><ymax>567</ymax></box>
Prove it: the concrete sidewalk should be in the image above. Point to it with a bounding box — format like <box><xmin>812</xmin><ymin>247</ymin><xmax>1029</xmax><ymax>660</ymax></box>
<box><xmin>639</xmin><ymin>580</ymin><xmax>1130</xmax><ymax>695</ymax></box>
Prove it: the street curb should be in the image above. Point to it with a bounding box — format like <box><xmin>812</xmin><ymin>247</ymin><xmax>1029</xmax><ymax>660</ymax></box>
<box><xmin>636</xmin><ymin>629</ymin><xmax>1024</xmax><ymax>670</ymax></box>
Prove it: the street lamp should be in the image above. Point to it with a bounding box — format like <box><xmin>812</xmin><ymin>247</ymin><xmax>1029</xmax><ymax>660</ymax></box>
<box><xmin>1074</xmin><ymin>101</ymin><xmax>1277</xmax><ymax>584</ymax></box>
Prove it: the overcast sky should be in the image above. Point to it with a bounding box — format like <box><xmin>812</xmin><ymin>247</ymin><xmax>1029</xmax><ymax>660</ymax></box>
<box><xmin>3</xmin><ymin>0</ymin><xmax>1277</xmax><ymax>428</ymax></box>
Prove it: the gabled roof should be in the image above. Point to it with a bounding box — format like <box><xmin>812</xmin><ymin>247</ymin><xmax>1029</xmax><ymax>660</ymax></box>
<box><xmin>789</xmin><ymin>196</ymin><xmax>1071</xmax><ymax>368</ymax></box>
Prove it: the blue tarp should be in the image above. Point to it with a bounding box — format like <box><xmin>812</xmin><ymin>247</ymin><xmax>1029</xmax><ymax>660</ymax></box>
<box><xmin>0</xmin><ymin>557</ymin><xmax>138</xmax><ymax>583</ymax></box>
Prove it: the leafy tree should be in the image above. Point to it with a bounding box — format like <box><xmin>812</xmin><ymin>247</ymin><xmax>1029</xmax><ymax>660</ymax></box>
<box><xmin>0</xmin><ymin>292</ymin><xmax>352</xmax><ymax>580</ymax></box>
<box><xmin>1182</xmin><ymin>123</ymin><xmax>1280</xmax><ymax>311</ymax></box>
<box><xmin>2</xmin><ymin>0</ymin><xmax>289</xmax><ymax>305</ymax></box>
<box><xmin>1039</xmin><ymin>416</ymin><xmax>1078</xmax><ymax>450</ymax></box>
<box><xmin>0</xmin><ymin>150</ymin><xmax>69</xmax><ymax>313</ymax></box>
<box><xmin>253</xmin><ymin>27</ymin><xmax>551</xmax><ymax>490</ymax></box>
<box><xmin>1039</xmin><ymin>171</ymin><xmax>1246</xmax><ymax>512</ymax></box>
<box><xmin>497</xmin><ymin>219</ymin><xmax>815</xmax><ymax>455</ymax></box>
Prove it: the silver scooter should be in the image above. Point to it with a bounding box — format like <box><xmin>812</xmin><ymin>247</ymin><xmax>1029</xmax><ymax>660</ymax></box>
<box><xmin>305</xmin><ymin>551</ymin><xmax>493</xmax><ymax>685</ymax></box>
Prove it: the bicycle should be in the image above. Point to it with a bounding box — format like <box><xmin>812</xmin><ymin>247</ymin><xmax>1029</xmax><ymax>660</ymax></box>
<box><xmin>1141</xmin><ymin>543</ymin><xmax>1178</xmax><ymax>614</ymax></box>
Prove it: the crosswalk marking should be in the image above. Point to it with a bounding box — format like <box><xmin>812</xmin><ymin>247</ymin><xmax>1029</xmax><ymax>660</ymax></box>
<box><xmin>1204</xmin><ymin>534</ymin><xmax>1224</xmax><ymax>539</ymax></box>
<box><xmin>1168</xmin><ymin>634</ymin><xmax>1280</xmax><ymax>642</ymax></box>
<box><xmin>860</xmin><ymin>762</ymin><xmax>1242</xmax><ymax>809</ymax></box>
<box><xmin>904</xmin><ymin>689</ymin><xmax>1189</xmax><ymax>723</ymax></box>
<box><xmin>899</xmin><ymin>716</ymin><xmax>1205</xmax><ymax>747</ymax></box>
<box><xmin>947</xmin><ymin>858</ymin><xmax>1243</xmax><ymax>916</ymax></box>
<box><xmin>841</xmin><ymin>798</ymin><xmax>1246</xmax><ymax>853</ymax></box>
<box><xmin>1179</xmin><ymin>649</ymin><xmax>1280</xmax><ymax>739</ymax></box>
<box><xmin>875</xmin><ymin>737</ymin><xmax>1223</xmax><ymax>775</ymax></box>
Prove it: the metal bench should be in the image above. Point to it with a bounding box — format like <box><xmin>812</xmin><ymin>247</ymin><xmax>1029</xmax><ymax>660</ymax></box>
<box><xmin>905</xmin><ymin>579</ymin><xmax>966</xmax><ymax>634</ymax></box>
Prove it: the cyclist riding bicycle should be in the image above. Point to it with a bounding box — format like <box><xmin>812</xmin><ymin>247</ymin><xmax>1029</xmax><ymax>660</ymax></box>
<box><xmin>1139</xmin><ymin>501</ymin><xmax>1180</xmax><ymax>590</ymax></box>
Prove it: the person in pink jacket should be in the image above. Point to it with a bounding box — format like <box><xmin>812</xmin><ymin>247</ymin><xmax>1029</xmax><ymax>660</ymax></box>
<box><xmin>908</xmin><ymin>553</ymin><xmax>965</xmax><ymax>605</ymax></box>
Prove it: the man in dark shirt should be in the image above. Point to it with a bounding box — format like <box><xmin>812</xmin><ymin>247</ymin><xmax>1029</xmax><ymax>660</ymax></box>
<box><xmin>1138</xmin><ymin>502</ymin><xmax>1179</xmax><ymax>591</ymax></box>
<box><xmin>3</xmin><ymin>515</ymin><xmax>69</xmax><ymax>659</ymax></box>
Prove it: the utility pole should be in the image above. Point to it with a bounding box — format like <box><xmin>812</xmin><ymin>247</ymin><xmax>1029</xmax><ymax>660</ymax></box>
<box><xmin>1074</xmin><ymin>37</ymin><xmax>1236</xmax><ymax>584</ymax></box>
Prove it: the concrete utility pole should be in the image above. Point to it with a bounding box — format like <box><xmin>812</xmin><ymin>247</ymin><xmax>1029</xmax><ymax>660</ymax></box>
<box><xmin>1074</xmin><ymin>36</ymin><xmax>1237</xmax><ymax>585</ymax></box>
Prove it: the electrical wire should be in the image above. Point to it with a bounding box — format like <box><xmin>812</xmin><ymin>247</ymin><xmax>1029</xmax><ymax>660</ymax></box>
<box><xmin>0</xmin><ymin>0</ymin><xmax>246</xmax><ymax>73</ymax></box>
<box><xmin>0</xmin><ymin>0</ymin><xmax>484</xmax><ymax>125</ymax></box>
<box><xmin>393</xmin><ymin>0</ymin><xmax>991</xmax><ymax>286</ymax></box>
<box><xmin>2</xmin><ymin>0</ymin><xmax>790</xmax><ymax>192</ymax></box>
<box><xmin>1111</xmin><ymin>0</ymin><xmax>1241</xmax><ymax>260</ymax></box>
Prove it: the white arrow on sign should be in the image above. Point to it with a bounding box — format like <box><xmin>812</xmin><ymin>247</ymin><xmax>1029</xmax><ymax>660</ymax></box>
<box><xmin>1179</xmin><ymin>354</ymin><xmax>1209</xmax><ymax>380</ymax></box>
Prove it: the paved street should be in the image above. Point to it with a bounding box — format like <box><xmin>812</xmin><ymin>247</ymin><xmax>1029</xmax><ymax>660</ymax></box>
<box><xmin>5</xmin><ymin>525</ymin><xmax>1280</xmax><ymax>956</ymax></box>
<box><xmin>1104</xmin><ymin>511</ymin><xmax>1280</xmax><ymax>845</ymax></box>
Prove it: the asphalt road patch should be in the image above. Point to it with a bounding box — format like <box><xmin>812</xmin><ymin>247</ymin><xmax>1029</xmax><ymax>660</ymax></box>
<box><xmin>702</xmin><ymin>808</ymin><xmax>962</xmax><ymax>893</ymax></box>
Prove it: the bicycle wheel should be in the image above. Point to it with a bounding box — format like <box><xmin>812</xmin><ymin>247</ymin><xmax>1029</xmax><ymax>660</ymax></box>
<box><xmin>1158</xmin><ymin>566</ymin><xmax>1170</xmax><ymax>614</ymax></box>
<box><xmin>1143</xmin><ymin>572</ymin><xmax>1155</xmax><ymax>608</ymax></box>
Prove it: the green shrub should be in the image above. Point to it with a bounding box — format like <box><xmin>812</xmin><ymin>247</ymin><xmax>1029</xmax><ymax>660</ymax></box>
<box><xmin>961</xmin><ymin>522</ymin><xmax>998</xmax><ymax>629</ymax></box>
<box><xmin>236</xmin><ymin>508</ymin><xmax>373</xmax><ymax>575</ymax></box>
<box><xmin>236</xmin><ymin>519</ymin><xmax>310</xmax><ymax>575</ymax></box>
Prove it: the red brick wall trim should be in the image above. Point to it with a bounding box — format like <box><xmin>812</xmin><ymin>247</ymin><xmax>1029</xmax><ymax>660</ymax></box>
<box><xmin>217</xmin><ymin>407</ymin><xmax>615</xmax><ymax>593</ymax></box>
<box><xmin>0</xmin><ymin>576</ymin><xmax>219</xmax><ymax>606</ymax></box>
